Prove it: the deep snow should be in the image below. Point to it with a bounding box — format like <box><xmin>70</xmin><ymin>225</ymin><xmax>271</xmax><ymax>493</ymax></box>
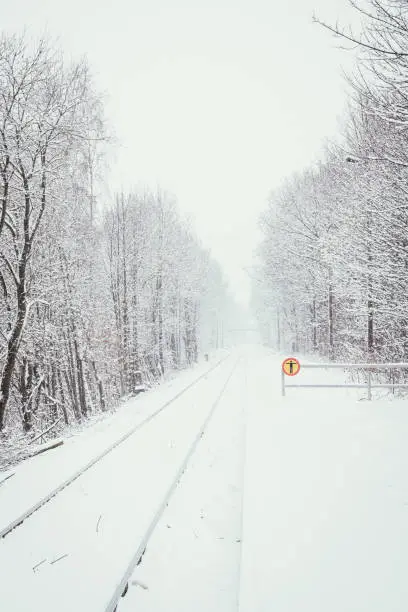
<box><xmin>1</xmin><ymin>346</ymin><xmax>407</xmax><ymax>612</ymax></box>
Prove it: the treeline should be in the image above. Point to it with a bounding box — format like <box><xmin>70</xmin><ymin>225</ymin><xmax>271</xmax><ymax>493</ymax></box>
<box><xmin>254</xmin><ymin>0</ymin><xmax>408</xmax><ymax>366</ymax></box>
<box><xmin>0</xmin><ymin>34</ymin><xmax>230</xmax><ymax>438</ymax></box>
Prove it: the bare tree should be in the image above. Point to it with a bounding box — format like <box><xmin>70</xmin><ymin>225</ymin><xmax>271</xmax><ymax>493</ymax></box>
<box><xmin>0</xmin><ymin>35</ymin><xmax>102</xmax><ymax>430</ymax></box>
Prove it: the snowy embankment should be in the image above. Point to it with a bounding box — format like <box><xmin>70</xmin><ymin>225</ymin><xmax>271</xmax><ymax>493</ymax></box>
<box><xmin>0</xmin><ymin>351</ymin><xmax>228</xmax><ymax>473</ymax></box>
<box><xmin>0</xmin><ymin>352</ymin><xmax>227</xmax><ymax>536</ymax></box>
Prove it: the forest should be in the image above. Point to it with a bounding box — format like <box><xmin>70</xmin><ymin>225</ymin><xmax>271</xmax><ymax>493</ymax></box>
<box><xmin>0</xmin><ymin>34</ymin><xmax>232</xmax><ymax>452</ymax></box>
<box><xmin>4</xmin><ymin>1</ymin><xmax>407</xmax><ymax>453</ymax></box>
<box><xmin>254</xmin><ymin>0</ymin><xmax>408</xmax><ymax>371</ymax></box>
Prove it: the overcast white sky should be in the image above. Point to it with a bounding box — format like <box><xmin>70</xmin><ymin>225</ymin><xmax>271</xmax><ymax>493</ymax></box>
<box><xmin>2</xmin><ymin>0</ymin><xmax>359</xmax><ymax>305</ymax></box>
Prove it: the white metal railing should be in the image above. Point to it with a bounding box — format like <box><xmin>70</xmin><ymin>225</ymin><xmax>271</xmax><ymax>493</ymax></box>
<box><xmin>281</xmin><ymin>362</ymin><xmax>408</xmax><ymax>400</ymax></box>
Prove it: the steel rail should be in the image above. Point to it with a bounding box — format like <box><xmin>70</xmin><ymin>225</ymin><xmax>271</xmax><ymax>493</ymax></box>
<box><xmin>105</xmin><ymin>357</ymin><xmax>241</xmax><ymax>612</ymax></box>
<box><xmin>0</xmin><ymin>355</ymin><xmax>229</xmax><ymax>540</ymax></box>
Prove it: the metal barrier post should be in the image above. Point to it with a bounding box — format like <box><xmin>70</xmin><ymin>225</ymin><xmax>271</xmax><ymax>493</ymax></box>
<box><xmin>281</xmin><ymin>369</ymin><xmax>285</xmax><ymax>397</ymax></box>
<box><xmin>368</xmin><ymin>370</ymin><xmax>372</xmax><ymax>401</ymax></box>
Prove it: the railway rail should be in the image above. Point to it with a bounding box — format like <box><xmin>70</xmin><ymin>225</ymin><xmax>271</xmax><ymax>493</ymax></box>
<box><xmin>0</xmin><ymin>355</ymin><xmax>229</xmax><ymax>540</ymax></box>
<box><xmin>107</xmin><ymin>357</ymin><xmax>241</xmax><ymax>612</ymax></box>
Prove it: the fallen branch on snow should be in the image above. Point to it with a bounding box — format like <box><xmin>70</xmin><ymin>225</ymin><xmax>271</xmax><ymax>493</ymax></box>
<box><xmin>28</xmin><ymin>417</ymin><xmax>63</xmax><ymax>445</ymax></box>
<box><xmin>28</xmin><ymin>439</ymin><xmax>64</xmax><ymax>458</ymax></box>
<box><xmin>50</xmin><ymin>553</ymin><xmax>68</xmax><ymax>565</ymax></box>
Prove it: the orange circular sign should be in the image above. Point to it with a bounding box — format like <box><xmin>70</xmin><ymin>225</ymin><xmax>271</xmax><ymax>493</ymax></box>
<box><xmin>282</xmin><ymin>357</ymin><xmax>300</xmax><ymax>376</ymax></box>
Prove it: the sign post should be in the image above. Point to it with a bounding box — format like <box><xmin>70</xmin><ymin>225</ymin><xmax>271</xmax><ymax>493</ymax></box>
<box><xmin>281</xmin><ymin>357</ymin><xmax>301</xmax><ymax>397</ymax></box>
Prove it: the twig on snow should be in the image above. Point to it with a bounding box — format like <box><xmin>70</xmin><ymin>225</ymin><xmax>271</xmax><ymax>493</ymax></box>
<box><xmin>32</xmin><ymin>559</ymin><xmax>47</xmax><ymax>572</ymax></box>
<box><xmin>50</xmin><ymin>553</ymin><xmax>68</xmax><ymax>565</ymax></box>
<box><xmin>96</xmin><ymin>514</ymin><xmax>102</xmax><ymax>533</ymax></box>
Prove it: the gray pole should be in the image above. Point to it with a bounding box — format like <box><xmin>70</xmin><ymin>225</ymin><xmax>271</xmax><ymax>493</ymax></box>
<box><xmin>368</xmin><ymin>370</ymin><xmax>372</xmax><ymax>401</ymax></box>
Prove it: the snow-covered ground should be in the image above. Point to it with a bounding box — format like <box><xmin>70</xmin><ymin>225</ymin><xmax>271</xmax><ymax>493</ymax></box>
<box><xmin>240</xmin><ymin>350</ymin><xmax>408</xmax><ymax>612</ymax></box>
<box><xmin>0</xmin><ymin>356</ymin><xmax>236</xmax><ymax>612</ymax></box>
<box><xmin>118</xmin><ymin>352</ymin><xmax>248</xmax><ymax>611</ymax></box>
<box><xmin>0</xmin><ymin>352</ymin><xmax>228</xmax><ymax>536</ymax></box>
<box><xmin>1</xmin><ymin>346</ymin><xmax>407</xmax><ymax>611</ymax></box>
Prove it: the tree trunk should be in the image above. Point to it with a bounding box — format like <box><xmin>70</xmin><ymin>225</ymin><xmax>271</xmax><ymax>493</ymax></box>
<box><xmin>328</xmin><ymin>270</ymin><xmax>334</xmax><ymax>360</ymax></box>
<box><xmin>0</xmin><ymin>271</ymin><xmax>28</xmax><ymax>430</ymax></box>
<box><xmin>312</xmin><ymin>297</ymin><xmax>318</xmax><ymax>353</ymax></box>
<box><xmin>367</xmin><ymin>211</ymin><xmax>374</xmax><ymax>359</ymax></box>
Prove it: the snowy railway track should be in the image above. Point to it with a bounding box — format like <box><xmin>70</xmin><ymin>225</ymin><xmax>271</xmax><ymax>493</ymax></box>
<box><xmin>0</xmin><ymin>356</ymin><xmax>229</xmax><ymax>541</ymax></box>
<box><xmin>106</xmin><ymin>357</ymin><xmax>241</xmax><ymax>612</ymax></box>
<box><xmin>0</xmin><ymin>354</ymin><xmax>241</xmax><ymax>612</ymax></box>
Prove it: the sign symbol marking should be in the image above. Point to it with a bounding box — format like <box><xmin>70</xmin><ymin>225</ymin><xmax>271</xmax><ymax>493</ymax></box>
<box><xmin>282</xmin><ymin>357</ymin><xmax>300</xmax><ymax>376</ymax></box>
